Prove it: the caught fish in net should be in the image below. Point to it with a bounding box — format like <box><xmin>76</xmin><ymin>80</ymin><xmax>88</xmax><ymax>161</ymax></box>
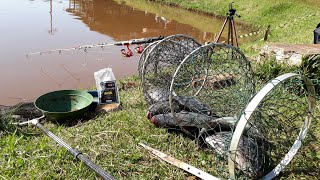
<box><xmin>165</xmin><ymin>43</ymin><xmax>255</xmax><ymax>177</ymax></box>
<box><xmin>147</xmin><ymin>43</ymin><xmax>255</xmax><ymax>132</ymax></box>
<box><xmin>227</xmin><ymin>73</ymin><xmax>316</xmax><ymax>179</ymax></box>
<box><xmin>167</xmin><ymin>43</ymin><xmax>255</xmax><ymax>130</ymax></box>
<box><xmin>140</xmin><ymin>34</ymin><xmax>201</xmax><ymax>106</ymax></box>
<box><xmin>143</xmin><ymin>41</ymin><xmax>316</xmax><ymax>178</ymax></box>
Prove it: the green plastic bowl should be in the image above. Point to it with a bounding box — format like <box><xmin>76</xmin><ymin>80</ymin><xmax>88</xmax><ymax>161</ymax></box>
<box><xmin>35</xmin><ymin>90</ymin><xmax>93</xmax><ymax>123</ymax></box>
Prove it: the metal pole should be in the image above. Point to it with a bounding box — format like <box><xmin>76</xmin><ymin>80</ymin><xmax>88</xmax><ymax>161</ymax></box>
<box><xmin>34</xmin><ymin>122</ymin><xmax>116</xmax><ymax>180</ymax></box>
<box><xmin>231</xmin><ymin>18</ymin><xmax>238</xmax><ymax>47</ymax></box>
<box><xmin>264</xmin><ymin>25</ymin><xmax>271</xmax><ymax>41</ymax></box>
<box><xmin>228</xmin><ymin>17</ymin><xmax>232</xmax><ymax>45</ymax></box>
<box><xmin>139</xmin><ymin>143</ymin><xmax>220</xmax><ymax>180</ymax></box>
<box><xmin>215</xmin><ymin>18</ymin><xmax>228</xmax><ymax>43</ymax></box>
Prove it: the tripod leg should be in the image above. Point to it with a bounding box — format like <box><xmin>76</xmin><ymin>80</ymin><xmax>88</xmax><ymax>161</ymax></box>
<box><xmin>228</xmin><ymin>18</ymin><xmax>233</xmax><ymax>45</ymax></box>
<box><xmin>215</xmin><ymin>18</ymin><xmax>228</xmax><ymax>43</ymax></box>
<box><xmin>231</xmin><ymin>18</ymin><xmax>239</xmax><ymax>47</ymax></box>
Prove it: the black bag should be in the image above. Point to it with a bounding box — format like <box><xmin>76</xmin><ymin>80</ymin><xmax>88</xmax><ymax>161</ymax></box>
<box><xmin>314</xmin><ymin>23</ymin><xmax>320</xmax><ymax>44</ymax></box>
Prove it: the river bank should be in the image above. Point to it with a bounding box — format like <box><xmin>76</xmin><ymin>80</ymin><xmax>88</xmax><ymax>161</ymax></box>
<box><xmin>148</xmin><ymin>0</ymin><xmax>320</xmax><ymax>44</ymax></box>
<box><xmin>1</xmin><ymin>0</ymin><xmax>319</xmax><ymax>179</ymax></box>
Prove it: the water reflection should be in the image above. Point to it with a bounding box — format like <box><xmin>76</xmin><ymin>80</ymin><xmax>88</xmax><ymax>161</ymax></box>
<box><xmin>48</xmin><ymin>0</ymin><xmax>57</xmax><ymax>35</ymax></box>
<box><xmin>65</xmin><ymin>0</ymin><xmax>250</xmax><ymax>43</ymax></box>
<box><xmin>0</xmin><ymin>0</ymin><xmax>252</xmax><ymax>105</ymax></box>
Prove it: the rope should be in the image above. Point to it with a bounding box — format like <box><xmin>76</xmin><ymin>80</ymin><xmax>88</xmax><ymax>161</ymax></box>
<box><xmin>236</xmin><ymin>13</ymin><xmax>320</xmax><ymax>40</ymax></box>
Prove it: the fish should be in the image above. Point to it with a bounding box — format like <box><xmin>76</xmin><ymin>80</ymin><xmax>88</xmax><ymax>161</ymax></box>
<box><xmin>146</xmin><ymin>101</ymin><xmax>180</xmax><ymax>119</ymax></box>
<box><xmin>150</xmin><ymin>111</ymin><xmax>219</xmax><ymax>128</ymax></box>
<box><xmin>205</xmin><ymin>132</ymin><xmax>270</xmax><ymax>178</ymax></box>
<box><xmin>147</xmin><ymin>95</ymin><xmax>214</xmax><ymax>118</ymax></box>
<box><xmin>172</xmin><ymin>95</ymin><xmax>213</xmax><ymax>116</ymax></box>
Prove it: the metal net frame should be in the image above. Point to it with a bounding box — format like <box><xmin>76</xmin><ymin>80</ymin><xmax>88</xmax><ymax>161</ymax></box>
<box><xmin>140</xmin><ymin>34</ymin><xmax>201</xmax><ymax>105</ymax></box>
<box><xmin>138</xmin><ymin>41</ymin><xmax>158</xmax><ymax>79</ymax></box>
<box><xmin>142</xmin><ymin>39</ymin><xmax>317</xmax><ymax>179</ymax></box>
<box><xmin>167</xmin><ymin>43</ymin><xmax>256</xmax><ymax>178</ymax></box>
<box><xmin>228</xmin><ymin>73</ymin><xmax>316</xmax><ymax>179</ymax></box>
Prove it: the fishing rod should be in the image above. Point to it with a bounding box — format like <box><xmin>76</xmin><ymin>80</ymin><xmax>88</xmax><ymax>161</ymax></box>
<box><xmin>15</xmin><ymin>117</ymin><xmax>116</xmax><ymax>180</ymax></box>
<box><xmin>27</xmin><ymin>36</ymin><xmax>164</xmax><ymax>57</ymax></box>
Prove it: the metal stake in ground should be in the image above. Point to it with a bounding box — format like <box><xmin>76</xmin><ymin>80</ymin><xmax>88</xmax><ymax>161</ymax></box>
<box><xmin>139</xmin><ymin>143</ymin><xmax>219</xmax><ymax>180</ymax></box>
<box><xmin>16</xmin><ymin>116</ymin><xmax>116</xmax><ymax>180</ymax></box>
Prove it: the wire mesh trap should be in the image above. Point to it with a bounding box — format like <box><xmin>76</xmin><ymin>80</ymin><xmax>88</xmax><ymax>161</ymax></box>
<box><xmin>138</xmin><ymin>41</ymin><xmax>158</xmax><ymax>79</ymax></box>
<box><xmin>227</xmin><ymin>73</ymin><xmax>316</xmax><ymax>179</ymax></box>
<box><xmin>169</xmin><ymin>43</ymin><xmax>255</xmax><ymax>118</ymax></box>
<box><xmin>140</xmin><ymin>34</ymin><xmax>201</xmax><ymax>105</ymax></box>
<box><xmin>143</xmin><ymin>41</ymin><xmax>317</xmax><ymax>179</ymax></box>
<box><xmin>166</xmin><ymin>43</ymin><xmax>256</xmax><ymax>178</ymax></box>
<box><xmin>169</xmin><ymin>72</ymin><xmax>315</xmax><ymax>179</ymax></box>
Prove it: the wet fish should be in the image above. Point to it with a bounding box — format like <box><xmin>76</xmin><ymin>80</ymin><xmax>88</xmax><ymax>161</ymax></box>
<box><xmin>150</xmin><ymin>111</ymin><xmax>219</xmax><ymax>128</ymax></box>
<box><xmin>146</xmin><ymin>95</ymin><xmax>214</xmax><ymax>119</ymax></box>
<box><xmin>146</xmin><ymin>101</ymin><xmax>180</xmax><ymax>119</ymax></box>
<box><xmin>149</xmin><ymin>109</ymin><xmax>262</xmax><ymax>139</ymax></box>
<box><xmin>203</xmin><ymin>116</ymin><xmax>262</xmax><ymax>138</ymax></box>
<box><xmin>172</xmin><ymin>96</ymin><xmax>213</xmax><ymax>116</ymax></box>
<box><xmin>205</xmin><ymin>132</ymin><xmax>268</xmax><ymax>178</ymax></box>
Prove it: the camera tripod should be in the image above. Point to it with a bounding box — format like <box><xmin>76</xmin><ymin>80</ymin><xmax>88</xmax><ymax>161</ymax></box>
<box><xmin>214</xmin><ymin>2</ymin><xmax>240</xmax><ymax>47</ymax></box>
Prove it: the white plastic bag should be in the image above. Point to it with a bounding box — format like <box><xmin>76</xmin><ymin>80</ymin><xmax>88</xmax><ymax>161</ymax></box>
<box><xmin>94</xmin><ymin>68</ymin><xmax>119</xmax><ymax>104</ymax></box>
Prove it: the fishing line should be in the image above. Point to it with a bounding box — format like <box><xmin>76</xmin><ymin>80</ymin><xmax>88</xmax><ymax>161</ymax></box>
<box><xmin>41</xmin><ymin>67</ymin><xmax>62</xmax><ymax>87</ymax></box>
<box><xmin>237</xmin><ymin>12</ymin><xmax>320</xmax><ymax>40</ymax></box>
<box><xmin>7</xmin><ymin>96</ymin><xmax>31</xmax><ymax>102</ymax></box>
<box><xmin>84</xmin><ymin>49</ymin><xmax>113</xmax><ymax>62</ymax></box>
<box><xmin>26</xmin><ymin>36</ymin><xmax>164</xmax><ymax>57</ymax></box>
<box><xmin>61</xmin><ymin>64</ymin><xmax>80</xmax><ymax>81</ymax></box>
<box><xmin>81</xmin><ymin>50</ymin><xmax>88</xmax><ymax>67</ymax></box>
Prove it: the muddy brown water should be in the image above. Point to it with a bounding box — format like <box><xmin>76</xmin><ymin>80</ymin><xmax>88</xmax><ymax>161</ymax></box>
<box><xmin>0</xmin><ymin>0</ymin><xmax>252</xmax><ymax>106</ymax></box>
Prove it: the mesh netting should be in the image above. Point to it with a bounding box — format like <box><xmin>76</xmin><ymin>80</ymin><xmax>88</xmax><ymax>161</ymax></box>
<box><xmin>140</xmin><ymin>34</ymin><xmax>201</xmax><ymax>105</ymax></box>
<box><xmin>166</xmin><ymin>43</ymin><xmax>255</xmax><ymax>178</ymax></box>
<box><xmin>138</xmin><ymin>41</ymin><xmax>158</xmax><ymax>79</ymax></box>
<box><xmin>142</xmin><ymin>38</ymin><xmax>317</xmax><ymax>179</ymax></box>
<box><xmin>169</xmin><ymin>43</ymin><xmax>255</xmax><ymax>117</ymax></box>
<box><xmin>228</xmin><ymin>73</ymin><xmax>316</xmax><ymax>179</ymax></box>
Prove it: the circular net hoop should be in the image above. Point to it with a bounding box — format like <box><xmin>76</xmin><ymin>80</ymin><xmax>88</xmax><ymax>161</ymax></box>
<box><xmin>228</xmin><ymin>73</ymin><xmax>316</xmax><ymax>179</ymax></box>
<box><xmin>141</xmin><ymin>34</ymin><xmax>201</xmax><ymax>105</ymax></box>
<box><xmin>169</xmin><ymin>43</ymin><xmax>255</xmax><ymax>121</ymax></box>
<box><xmin>138</xmin><ymin>41</ymin><xmax>158</xmax><ymax>79</ymax></box>
<box><xmin>168</xmin><ymin>43</ymin><xmax>255</xmax><ymax>178</ymax></box>
<box><xmin>169</xmin><ymin>43</ymin><xmax>255</xmax><ymax>118</ymax></box>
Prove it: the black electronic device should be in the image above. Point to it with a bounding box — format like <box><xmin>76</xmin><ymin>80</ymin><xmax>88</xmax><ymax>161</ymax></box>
<box><xmin>99</xmin><ymin>81</ymin><xmax>119</xmax><ymax>104</ymax></box>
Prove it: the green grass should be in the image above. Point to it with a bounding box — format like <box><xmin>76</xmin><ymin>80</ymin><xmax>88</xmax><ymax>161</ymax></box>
<box><xmin>1</xmin><ymin>0</ymin><xmax>320</xmax><ymax>179</ymax></box>
<box><xmin>148</xmin><ymin>0</ymin><xmax>320</xmax><ymax>44</ymax></box>
<box><xmin>1</xmin><ymin>75</ymin><xmax>319</xmax><ymax>179</ymax></box>
<box><xmin>0</xmin><ymin>76</ymin><xmax>219</xmax><ymax>179</ymax></box>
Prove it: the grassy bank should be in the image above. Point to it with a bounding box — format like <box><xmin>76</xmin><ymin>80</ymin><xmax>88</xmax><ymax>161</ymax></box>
<box><xmin>149</xmin><ymin>0</ymin><xmax>320</xmax><ymax>44</ymax></box>
<box><xmin>0</xmin><ymin>76</ymin><xmax>220</xmax><ymax>179</ymax></box>
<box><xmin>1</xmin><ymin>76</ymin><xmax>319</xmax><ymax>179</ymax></box>
<box><xmin>1</xmin><ymin>0</ymin><xmax>320</xmax><ymax>179</ymax></box>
